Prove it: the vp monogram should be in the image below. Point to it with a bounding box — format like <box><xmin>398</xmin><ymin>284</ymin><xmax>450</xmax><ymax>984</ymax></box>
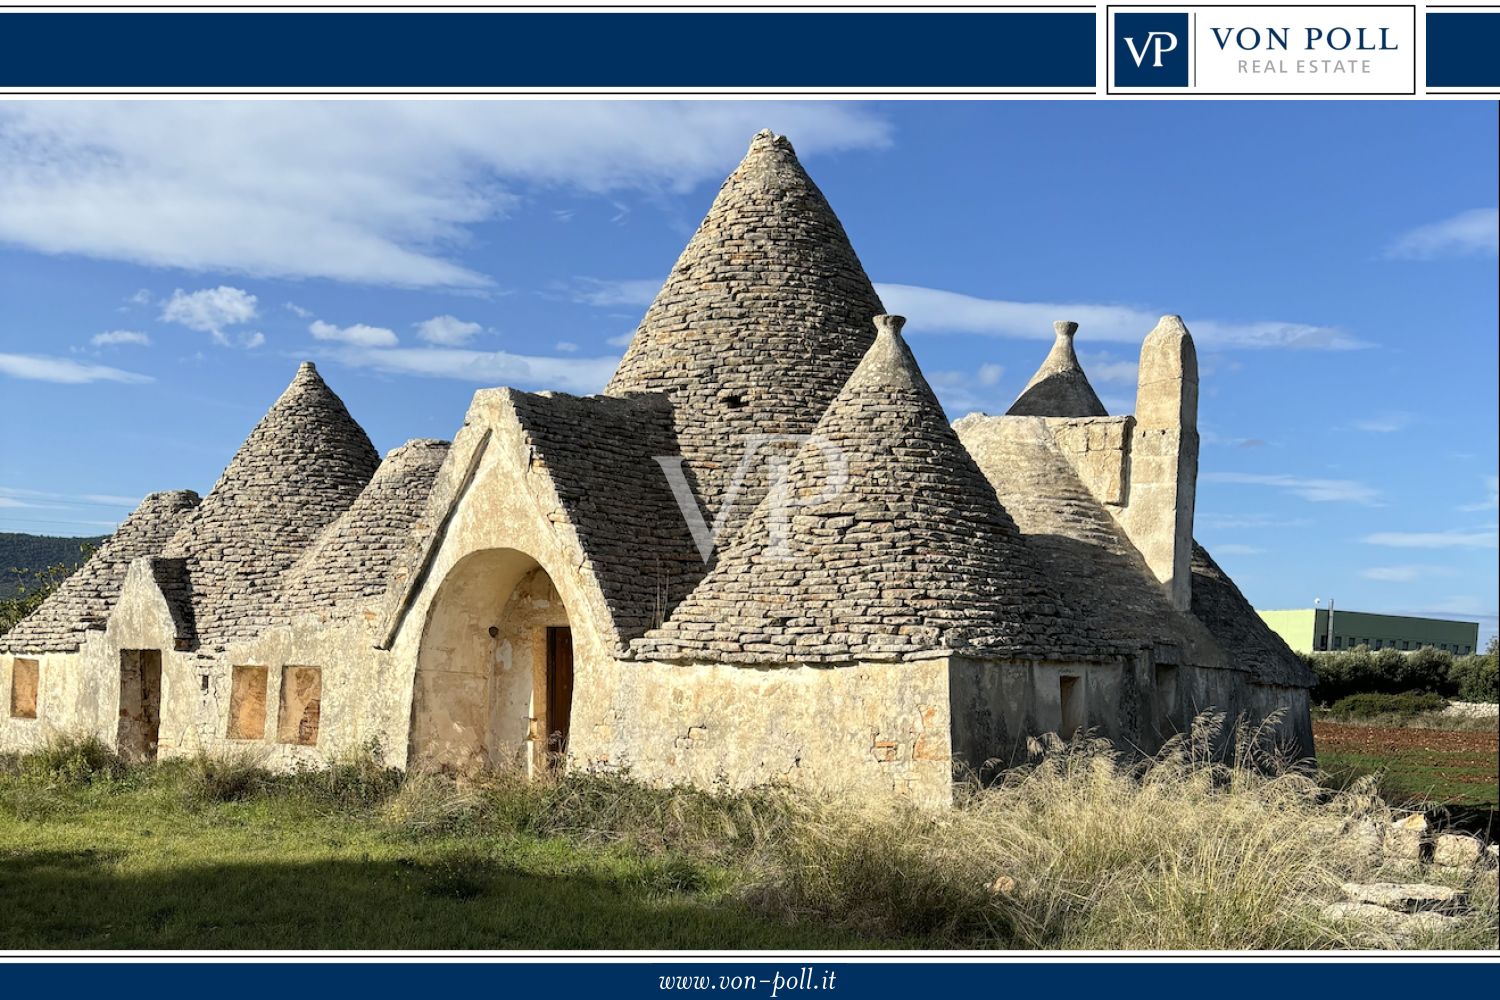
<box><xmin>1125</xmin><ymin>30</ymin><xmax>1179</xmax><ymax>68</ymax></box>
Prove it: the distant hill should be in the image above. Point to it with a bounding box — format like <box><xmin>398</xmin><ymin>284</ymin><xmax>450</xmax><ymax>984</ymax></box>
<box><xmin>0</xmin><ymin>532</ymin><xmax>107</xmax><ymax>598</ymax></box>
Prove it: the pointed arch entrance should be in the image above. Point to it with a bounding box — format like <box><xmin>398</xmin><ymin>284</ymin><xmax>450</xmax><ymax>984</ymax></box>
<box><xmin>409</xmin><ymin>548</ymin><xmax>573</xmax><ymax>774</ymax></box>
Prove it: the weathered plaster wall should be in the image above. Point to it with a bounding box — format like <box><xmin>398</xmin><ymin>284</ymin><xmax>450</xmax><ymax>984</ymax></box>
<box><xmin>570</xmin><ymin>655</ymin><xmax>954</xmax><ymax>807</ymax></box>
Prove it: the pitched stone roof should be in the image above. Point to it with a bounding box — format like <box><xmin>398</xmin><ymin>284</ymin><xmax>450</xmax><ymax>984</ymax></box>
<box><xmin>1191</xmin><ymin>544</ymin><xmax>1317</xmax><ymax>687</ymax></box>
<box><xmin>606</xmin><ymin>130</ymin><xmax>885</xmax><ymax>542</ymax></box>
<box><xmin>508</xmin><ymin>390</ymin><xmax>704</xmax><ymax>649</ymax></box>
<box><xmin>634</xmin><ymin>316</ymin><xmax>1113</xmax><ymax>665</ymax></box>
<box><xmin>278</xmin><ymin>439</ymin><xmax>450</xmax><ymax>625</ymax></box>
<box><xmin>953</xmin><ymin>414</ymin><xmax>1224</xmax><ymax>662</ymax></box>
<box><xmin>1007</xmin><ymin>321</ymin><xmax>1108</xmax><ymax>418</ymax></box>
<box><xmin>162</xmin><ymin>362</ymin><xmax>380</xmax><ymax>650</ymax></box>
<box><xmin>0</xmin><ymin>490</ymin><xmax>199</xmax><ymax>653</ymax></box>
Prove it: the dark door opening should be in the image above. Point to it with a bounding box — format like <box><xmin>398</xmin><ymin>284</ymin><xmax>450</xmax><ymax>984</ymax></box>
<box><xmin>545</xmin><ymin>626</ymin><xmax>574</xmax><ymax>766</ymax></box>
<box><xmin>1059</xmin><ymin>674</ymin><xmax>1083</xmax><ymax>741</ymax></box>
<box><xmin>118</xmin><ymin>649</ymin><xmax>162</xmax><ymax>762</ymax></box>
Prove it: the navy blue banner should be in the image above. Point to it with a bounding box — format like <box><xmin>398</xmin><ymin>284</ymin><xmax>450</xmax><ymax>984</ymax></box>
<box><xmin>4</xmin><ymin>962</ymin><xmax>1497</xmax><ymax>997</ymax></box>
<box><xmin>1426</xmin><ymin>11</ymin><xmax>1500</xmax><ymax>88</ymax></box>
<box><xmin>0</xmin><ymin>12</ymin><xmax>1096</xmax><ymax>89</ymax></box>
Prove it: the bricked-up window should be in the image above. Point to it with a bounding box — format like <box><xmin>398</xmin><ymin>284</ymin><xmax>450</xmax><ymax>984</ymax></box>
<box><xmin>227</xmin><ymin>665</ymin><xmax>268</xmax><ymax>740</ymax></box>
<box><xmin>10</xmin><ymin>659</ymin><xmax>39</xmax><ymax>719</ymax></box>
<box><xmin>276</xmin><ymin>666</ymin><xmax>322</xmax><ymax>746</ymax></box>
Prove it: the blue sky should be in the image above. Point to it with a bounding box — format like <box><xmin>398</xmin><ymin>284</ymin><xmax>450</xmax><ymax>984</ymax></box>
<box><xmin>1</xmin><ymin>101</ymin><xmax>1495</xmax><ymax>640</ymax></box>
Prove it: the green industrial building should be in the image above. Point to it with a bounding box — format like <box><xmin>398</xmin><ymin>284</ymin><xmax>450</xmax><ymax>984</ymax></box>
<box><xmin>1257</xmin><ymin>608</ymin><xmax>1480</xmax><ymax>655</ymax></box>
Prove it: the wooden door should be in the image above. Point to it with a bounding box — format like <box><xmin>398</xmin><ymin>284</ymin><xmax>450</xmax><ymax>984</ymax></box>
<box><xmin>545</xmin><ymin>626</ymin><xmax>574</xmax><ymax>763</ymax></box>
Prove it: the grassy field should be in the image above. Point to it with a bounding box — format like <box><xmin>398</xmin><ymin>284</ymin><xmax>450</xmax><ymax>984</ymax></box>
<box><xmin>1315</xmin><ymin>720</ymin><xmax>1499</xmax><ymax>811</ymax></box>
<box><xmin>1</xmin><ymin>724</ymin><xmax>1496</xmax><ymax>951</ymax></box>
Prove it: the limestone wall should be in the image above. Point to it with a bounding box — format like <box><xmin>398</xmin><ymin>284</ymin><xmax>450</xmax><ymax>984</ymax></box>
<box><xmin>570</xmin><ymin>655</ymin><xmax>954</xmax><ymax>808</ymax></box>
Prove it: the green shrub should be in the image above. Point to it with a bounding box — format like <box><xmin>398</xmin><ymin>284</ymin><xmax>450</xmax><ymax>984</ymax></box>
<box><xmin>180</xmin><ymin>748</ymin><xmax>270</xmax><ymax>804</ymax></box>
<box><xmin>1328</xmin><ymin>691</ymin><xmax>1447</xmax><ymax>719</ymax></box>
<box><xmin>1448</xmin><ymin>638</ymin><xmax>1498</xmax><ymax>704</ymax></box>
<box><xmin>23</xmin><ymin>733</ymin><xmax>125</xmax><ymax>786</ymax></box>
<box><xmin>1304</xmin><ymin>646</ymin><xmax>1456</xmax><ymax>703</ymax></box>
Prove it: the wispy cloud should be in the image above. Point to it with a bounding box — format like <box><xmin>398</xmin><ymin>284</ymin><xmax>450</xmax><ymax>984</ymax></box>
<box><xmin>161</xmin><ymin>286</ymin><xmax>258</xmax><ymax>345</ymax></box>
<box><xmin>1361</xmin><ymin>565</ymin><xmax>1456</xmax><ymax>583</ymax></box>
<box><xmin>0</xmin><ymin>486</ymin><xmax>140</xmax><ymax>508</ymax></box>
<box><xmin>1460</xmin><ymin>475</ymin><xmax>1499</xmax><ymax>512</ymax></box>
<box><xmin>1077</xmin><ymin>351</ymin><xmax>1138</xmax><ymax>384</ymax></box>
<box><xmin>1350</xmin><ymin>412</ymin><xmax>1413</xmax><ymax>433</ymax></box>
<box><xmin>1211</xmin><ymin>543</ymin><xmax>1264</xmax><ymax>556</ymax></box>
<box><xmin>927</xmin><ymin>363</ymin><xmax>1010</xmax><ymax>415</ymax></box>
<box><xmin>1385</xmin><ymin>207</ymin><xmax>1499</xmax><ymax>260</ymax></box>
<box><xmin>1197</xmin><ymin>512</ymin><xmax>1312</xmax><ymax>530</ymax></box>
<box><xmin>90</xmin><ymin>330</ymin><xmax>151</xmax><ymax>348</ymax></box>
<box><xmin>0</xmin><ymin>353</ymin><xmax>152</xmax><ymax>384</ymax></box>
<box><xmin>1362</xmin><ymin>529</ymin><xmax>1499</xmax><ymax>550</ymax></box>
<box><xmin>1201</xmin><ymin>472</ymin><xmax>1380</xmax><ymax>505</ymax></box>
<box><xmin>321</xmin><ymin>346</ymin><xmax>617</xmax><ymax>395</ymax></box>
<box><xmin>0</xmin><ymin>103</ymin><xmax>891</xmax><ymax>288</ymax></box>
<box><xmin>874</xmin><ymin>284</ymin><xmax>1367</xmax><ymax>350</ymax></box>
<box><xmin>310</xmin><ymin>320</ymin><xmax>399</xmax><ymax>348</ymax></box>
<box><xmin>415</xmin><ymin>315</ymin><xmax>483</xmax><ymax>346</ymax></box>
<box><xmin>569</xmin><ymin>277</ymin><xmax>664</xmax><ymax>308</ymax></box>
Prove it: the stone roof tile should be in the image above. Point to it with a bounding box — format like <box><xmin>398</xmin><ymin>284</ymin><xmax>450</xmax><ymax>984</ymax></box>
<box><xmin>1007</xmin><ymin>321</ymin><xmax>1108</xmax><ymax>418</ymax></box>
<box><xmin>278</xmin><ymin>439</ymin><xmax>450</xmax><ymax>625</ymax></box>
<box><xmin>606</xmin><ymin>130</ymin><xmax>885</xmax><ymax>545</ymax></box>
<box><xmin>635</xmin><ymin>316</ymin><xmax>1117</xmax><ymax>665</ymax></box>
<box><xmin>161</xmin><ymin>362</ymin><xmax>380</xmax><ymax>649</ymax></box>
<box><xmin>1191</xmin><ymin>543</ymin><xmax>1317</xmax><ymax>687</ymax></box>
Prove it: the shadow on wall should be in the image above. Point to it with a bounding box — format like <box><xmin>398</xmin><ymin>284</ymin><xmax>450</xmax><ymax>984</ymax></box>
<box><xmin>0</xmin><ymin>848</ymin><xmax>861</xmax><ymax>951</ymax></box>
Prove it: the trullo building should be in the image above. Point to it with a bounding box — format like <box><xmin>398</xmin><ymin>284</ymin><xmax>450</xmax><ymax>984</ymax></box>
<box><xmin>0</xmin><ymin>131</ymin><xmax>1315</xmax><ymax>805</ymax></box>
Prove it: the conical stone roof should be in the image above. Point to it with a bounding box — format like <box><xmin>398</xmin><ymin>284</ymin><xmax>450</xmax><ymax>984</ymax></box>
<box><xmin>1006</xmin><ymin>321</ymin><xmax>1108</xmax><ymax>417</ymax></box>
<box><xmin>163</xmin><ymin>362</ymin><xmax>380</xmax><ymax>648</ymax></box>
<box><xmin>607</xmin><ymin>130</ymin><xmax>885</xmax><ymax>541</ymax></box>
<box><xmin>0</xmin><ymin>490</ymin><xmax>200</xmax><ymax>653</ymax></box>
<box><xmin>278</xmin><ymin>438</ymin><xmax>450</xmax><ymax>626</ymax></box>
<box><xmin>635</xmin><ymin>316</ymin><xmax>1109</xmax><ymax>664</ymax></box>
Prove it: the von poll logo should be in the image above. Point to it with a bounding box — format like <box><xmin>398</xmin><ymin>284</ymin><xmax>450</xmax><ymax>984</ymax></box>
<box><xmin>1115</xmin><ymin>13</ymin><xmax>1190</xmax><ymax>87</ymax></box>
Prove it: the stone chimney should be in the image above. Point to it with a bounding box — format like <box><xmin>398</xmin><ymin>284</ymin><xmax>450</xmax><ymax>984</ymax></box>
<box><xmin>1116</xmin><ymin>315</ymin><xmax>1199</xmax><ymax>611</ymax></box>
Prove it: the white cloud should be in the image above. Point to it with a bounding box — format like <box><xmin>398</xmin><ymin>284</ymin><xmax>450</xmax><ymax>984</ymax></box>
<box><xmin>571</xmin><ymin>277</ymin><xmax>664</xmax><ymax>308</ymax></box>
<box><xmin>1350</xmin><ymin>412</ymin><xmax>1413</xmax><ymax>433</ymax></box>
<box><xmin>1362</xmin><ymin>529</ymin><xmax>1499</xmax><ymax>550</ymax></box>
<box><xmin>0</xmin><ymin>353</ymin><xmax>152</xmax><ymax>384</ymax></box>
<box><xmin>976</xmin><ymin>363</ymin><xmax>1004</xmax><ymax>387</ymax></box>
<box><xmin>90</xmin><ymin>330</ymin><xmax>150</xmax><ymax>347</ymax></box>
<box><xmin>608</xmin><ymin>331</ymin><xmax>636</xmax><ymax>347</ymax></box>
<box><xmin>1201</xmin><ymin>472</ymin><xmax>1380</xmax><ymax>505</ymax></box>
<box><xmin>126</xmin><ymin>289</ymin><xmax>152</xmax><ymax>306</ymax></box>
<box><xmin>1460</xmin><ymin>475</ymin><xmax>1499</xmax><ymax>512</ymax></box>
<box><xmin>323</xmin><ymin>346</ymin><xmax>617</xmax><ymax>395</ymax></box>
<box><xmin>556</xmin><ymin>341</ymin><xmax>579</xmax><ymax>353</ymax></box>
<box><xmin>284</xmin><ymin>302</ymin><xmax>312</xmax><ymax>319</ymax></box>
<box><xmin>1385</xmin><ymin>207</ymin><xmax>1499</xmax><ymax>260</ymax></box>
<box><xmin>160</xmin><ymin>286</ymin><xmax>258</xmax><ymax>345</ymax></box>
<box><xmin>1078</xmin><ymin>350</ymin><xmax>1138</xmax><ymax>384</ymax></box>
<box><xmin>874</xmin><ymin>284</ymin><xmax>1367</xmax><ymax>350</ymax></box>
<box><xmin>0</xmin><ymin>103</ymin><xmax>891</xmax><ymax>288</ymax></box>
<box><xmin>240</xmin><ymin>331</ymin><xmax>266</xmax><ymax>349</ymax></box>
<box><xmin>1361</xmin><ymin>565</ymin><xmax>1455</xmax><ymax>583</ymax></box>
<box><xmin>310</xmin><ymin>320</ymin><xmax>398</xmax><ymax>348</ymax></box>
<box><xmin>416</xmin><ymin>314</ymin><xmax>483</xmax><ymax>346</ymax></box>
<box><xmin>0</xmin><ymin>486</ymin><xmax>140</xmax><ymax>508</ymax></box>
<box><xmin>1211</xmin><ymin>543</ymin><xmax>1264</xmax><ymax>556</ymax></box>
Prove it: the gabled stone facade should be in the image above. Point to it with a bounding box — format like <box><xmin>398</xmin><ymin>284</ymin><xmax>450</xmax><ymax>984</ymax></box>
<box><xmin>0</xmin><ymin>131</ymin><xmax>1314</xmax><ymax>804</ymax></box>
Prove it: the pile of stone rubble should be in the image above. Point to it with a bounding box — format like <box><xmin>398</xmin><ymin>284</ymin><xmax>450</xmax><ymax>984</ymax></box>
<box><xmin>1322</xmin><ymin>813</ymin><xmax>1497</xmax><ymax>945</ymax></box>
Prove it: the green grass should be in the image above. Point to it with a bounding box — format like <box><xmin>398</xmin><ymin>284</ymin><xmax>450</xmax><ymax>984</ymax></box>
<box><xmin>1318</xmin><ymin>748</ymin><xmax>1498</xmax><ymax>810</ymax></box>
<box><xmin>1</xmin><ymin>725</ymin><xmax>1495</xmax><ymax>951</ymax></box>
<box><xmin>0</xmin><ymin>762</ymin><xmax>872</xmax><ymax>950</ymax></box>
